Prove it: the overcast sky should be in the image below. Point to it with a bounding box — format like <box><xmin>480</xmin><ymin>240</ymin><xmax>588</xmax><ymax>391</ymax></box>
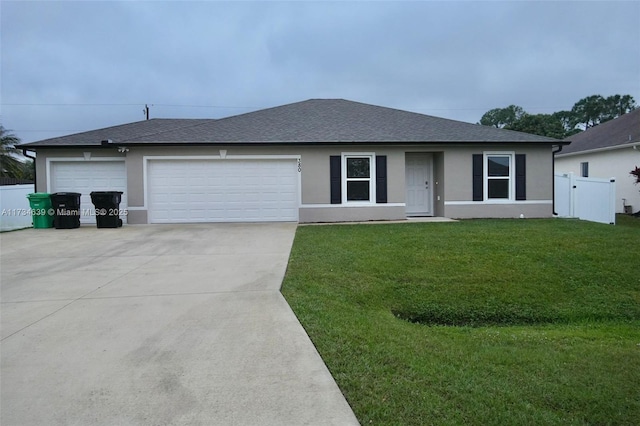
<box><xmin>2</xmin><ymin>0</ymin><xmax>639</xmax><ymax>144</ymax></box>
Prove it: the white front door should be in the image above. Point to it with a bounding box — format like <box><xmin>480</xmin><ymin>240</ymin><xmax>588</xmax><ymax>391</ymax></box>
<box><xmin>405</xmin><ymin>153</ymin><xmax>433</xmax><ymax>216</ymax></box>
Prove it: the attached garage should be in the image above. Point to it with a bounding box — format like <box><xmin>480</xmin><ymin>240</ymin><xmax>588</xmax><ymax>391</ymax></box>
<box><xmin>48</xmin><ymin>160</ymin><xmax>128</xmax><ymax>224</ymax></box>
<box><xmin>146</xmin><ymin>158</ymin><xmax>299</xmax><ymax>223</ymax></box>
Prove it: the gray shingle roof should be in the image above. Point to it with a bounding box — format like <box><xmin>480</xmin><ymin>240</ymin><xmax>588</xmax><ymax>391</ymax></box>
<box><xmin>559</xmin><ymin>108</ymin><xmax>640</xmax><ymax>155</ymax></box>
<box><xmin>20</xmin><ymin>99</ymin><xmax>562</xmax><ymax>148</ymax></box>
<box><xmin>17</xmin><ymin>119</ymin><xmax>211</xmax><ymax>148</ymax></box>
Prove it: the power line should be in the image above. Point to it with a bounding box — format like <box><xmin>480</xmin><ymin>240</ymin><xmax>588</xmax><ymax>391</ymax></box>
<box><xmin>2</xmin><ymin>102</ymin><xmax>579</xmax><ymax>112</ymax></box>
<box><xmin>2</xmin><ymin>103</ymin><xmax>142</xmax><ymax>106</ymax></box>
<box><xmin>11</xmin><ymin>130</ymin><xmax>89</xmax><ymax>133</ymax></box>
<box><xmin>1</xmin><ymin>103</ymin><xmax>258</xmax><ymax>108</ymax></box>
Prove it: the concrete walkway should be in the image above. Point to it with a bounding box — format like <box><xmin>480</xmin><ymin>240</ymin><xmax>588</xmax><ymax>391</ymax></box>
<box><xmin>1</xmin><ymin>224</ymin><xmax>360</xmax><ymax>426</ymax></box>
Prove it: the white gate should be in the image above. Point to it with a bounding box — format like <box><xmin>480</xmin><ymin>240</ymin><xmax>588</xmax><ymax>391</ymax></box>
<box><xmin>554</xmin><ymin>173</ymin><xmax>616</xmax><ymax>225</ymax></box>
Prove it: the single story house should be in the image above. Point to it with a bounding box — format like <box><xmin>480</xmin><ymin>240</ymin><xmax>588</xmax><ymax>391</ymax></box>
<box><xmin>555</xmin><ymin>108</ymin><xmax>640</xmax><ymax>214</ymax></box>
<box><xmin>19</xmin><ymin>99</ymin><xmax>568</xmax><ymax>224</ymax></box>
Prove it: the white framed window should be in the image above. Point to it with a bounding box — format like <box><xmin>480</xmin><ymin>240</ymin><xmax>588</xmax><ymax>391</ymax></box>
<box><xmin>484</xmin><ymin>152</ymin><xmax>515</xmax><ymax>201</ymax></box>
<box><xmin>342</xmin><ymin>153</ymin><xmax>376</xmax><ymax>203</ymax></box>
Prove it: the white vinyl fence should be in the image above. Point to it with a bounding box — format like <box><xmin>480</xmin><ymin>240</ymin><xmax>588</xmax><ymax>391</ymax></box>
<box><xmin>0</xmin><ymin>184</ymin><xmax>35</xmax><ymax>231</ymax></box>
<box><xmin>555</xmin><ymin>173</ymin><xmax>616</xmax><ymax>225</ymax></box>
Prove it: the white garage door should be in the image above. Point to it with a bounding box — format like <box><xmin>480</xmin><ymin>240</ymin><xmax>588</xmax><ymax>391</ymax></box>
<box><xmin>148</xmin><ymin>159</ymin><xmax>299</xmax><ymax>223</ymax></box>
<box><xmin>50</xmin><ymin>161</ymin><xmax>128</xmax><ymax>224</ymax></box>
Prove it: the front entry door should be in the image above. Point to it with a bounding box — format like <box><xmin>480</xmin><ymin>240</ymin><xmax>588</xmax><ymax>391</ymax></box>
<box><xmin>405</xmin><ymin>153</ymin><xmax>433</xmax><ymax>216</ymax></box>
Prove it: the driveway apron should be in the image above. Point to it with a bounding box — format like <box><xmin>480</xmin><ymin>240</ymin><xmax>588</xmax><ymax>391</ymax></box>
<box><xmin>1</xmin><ymin>223</ymin><xmax>359</xmax><ymax>426</ymax></box>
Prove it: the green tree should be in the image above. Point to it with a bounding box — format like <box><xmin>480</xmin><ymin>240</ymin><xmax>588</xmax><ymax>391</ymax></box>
<box><xmin>479</xmin><ymin>105</ymin><xmax>525</xmax><ymax>128</ymax></box>
<box><xmin>479</xmin><ymin>94</ymin><xmax>637</xmax><ymax>139</ymax></box>
<box><xmin>17</xmin><ymin>159</ymin><xmax>35</xmax><ymax>180</ymax></box>
<box><xmin>0</xmin><ymin>125</ymin><xmax>24</xmax><ymax>178</ymax></box>
<box><xmin>603</xmin><ymin>94</ymin><xmax>636</xmax><ymax>121</ymax></box>
<box><xmin>570</xmin><ymin>95</ymin><xmax>606</xmax><ymax>129</ymax></box>
<box><xmin>552</xmin><ymin>110</ymin><xmax>582</xmax><ymax>137</ymax></box>
<box><xmin>506</xmin><ymin>113</ymin><xmax>567</xmax><ymax>139</ymax></box>
<box><xmin>570</xmin><ymin>94</ymin><xmax>637</xmax><ymax>130</ymax></box>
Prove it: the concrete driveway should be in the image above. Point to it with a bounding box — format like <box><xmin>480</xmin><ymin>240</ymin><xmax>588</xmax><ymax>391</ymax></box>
<box><xmin>1</xmin><ymin>223</ymin><xmax>359</xmax><ymax>426</ymax></box>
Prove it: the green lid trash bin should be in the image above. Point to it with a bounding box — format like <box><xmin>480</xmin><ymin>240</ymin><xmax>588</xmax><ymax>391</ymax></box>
<box><xmin>27</xmin><ymin>193</ymin><xmax>54</xmax><ymax>229</ymax></box>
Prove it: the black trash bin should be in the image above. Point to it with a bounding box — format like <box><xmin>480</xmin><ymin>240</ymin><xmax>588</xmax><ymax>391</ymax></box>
<box><xmin>50</xmin><ymin>192</ymin><xmax>81</xmax><ymax>229</ymax></box>
<box><xmin>90</xmin><ymin>191</ymin><xmax>124</xmax><ymax>228</ymax></box>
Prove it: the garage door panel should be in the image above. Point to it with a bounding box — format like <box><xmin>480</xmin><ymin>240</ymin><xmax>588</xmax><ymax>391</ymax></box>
<box><xmin>148</xmin><ymin>159</ymin><xmax>299</xmax><ymax>223</ymax></box>
<box><xmin>50</xmin><ymin>162</ymin><xmax>127</xmax><ymax>225</ymax></box>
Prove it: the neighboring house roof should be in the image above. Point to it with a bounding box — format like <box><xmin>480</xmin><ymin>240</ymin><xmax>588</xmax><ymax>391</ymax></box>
<box><xmin>559</xmin><ymin>108</ymin><xmax>640</xmax><ymax>156</ymax></box>
<box><xmin>19</xmin><ymin>99</ymin><xmax>562</xmax><ymax>148</ymax></box>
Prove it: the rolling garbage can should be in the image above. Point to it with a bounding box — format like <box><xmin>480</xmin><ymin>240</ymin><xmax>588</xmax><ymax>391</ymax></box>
<box><xmin>50</xmin><ymin>192</ymin><xmax>81</xmax><ymax>229</ymax></box>
<box><xmin>26</xmin><ymin>193</ymin><xmax>54</xmax><ymax>229</ymax></box>
<box><xmin>90</xmin><ymin>191</ymin><xmax>124</xmax><ymax>228</ymax></box>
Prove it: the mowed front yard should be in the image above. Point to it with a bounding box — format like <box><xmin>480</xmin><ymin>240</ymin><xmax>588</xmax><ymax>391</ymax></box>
<box><xmin>282</xmin><ymin>217</ymin><xmax>640</xmax><ymax>425</ymax></box>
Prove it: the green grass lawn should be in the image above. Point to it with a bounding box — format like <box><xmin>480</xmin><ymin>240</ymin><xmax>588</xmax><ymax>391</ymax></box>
<box><xmin>282</xmin><ymin>217</ymin><xmax>640</xmax><ymax>425</ymax></box>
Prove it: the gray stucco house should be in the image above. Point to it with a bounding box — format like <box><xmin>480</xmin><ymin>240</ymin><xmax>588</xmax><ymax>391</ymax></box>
<box><xmin>19</xmin><ymin>99</ymin><xmax>567</xmax><ymax>224</ymax></box>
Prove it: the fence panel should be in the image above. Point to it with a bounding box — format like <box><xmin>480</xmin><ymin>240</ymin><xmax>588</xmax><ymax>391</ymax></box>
<box><xmin>0</xmin><ymin>184</ymin><xmax>35</xmax><ymax>231</ymax></box>
<box><xmin>554</xmin><ymin>173</ymin><xmax>616</xmax><ymax>225</ymax></box>
<box><xmin>554</xmin><ymin>173</ymin><xmax>572</xmax><ymax>217</ymax></box>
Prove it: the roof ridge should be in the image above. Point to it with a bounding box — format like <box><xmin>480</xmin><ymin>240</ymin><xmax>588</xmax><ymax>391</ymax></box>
<box><xmin>201</xmin><ymin>99</ymin><xmax>322</xmax><ymax>124</ymax></box>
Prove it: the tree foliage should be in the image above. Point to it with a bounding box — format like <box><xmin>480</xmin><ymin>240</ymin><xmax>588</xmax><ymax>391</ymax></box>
<box><xmin>0</xmin><ymin>125</ymin><xmax>26</xmax><ymax>178</ymax></box>
<box><xmin>570</xmin><ymin>95</ymin><xmax>607</xmax><ymax>129</ymax></box>
<box><xmin>570</xmin><ymin>94</ymin><xmax>637</xmax><ymax>129</ymax></box>
<box><xmin>479</xmin><ymin>105</ymin><xmax>525</xmax><ymax>129</ymax></box>
<box><xmin>479</xmin><ymin>94</ymin><xmax>637</xmax><ymax>139</ymax></box>
<box><xmin>506</xmin><ymin>114</ymin><xmax>567</xmax><ymax>140</ymax></box>
<box><xmin>17</xmin><ymin>159</ymin><xmax>35</xmax><ymax>180</ymax></box>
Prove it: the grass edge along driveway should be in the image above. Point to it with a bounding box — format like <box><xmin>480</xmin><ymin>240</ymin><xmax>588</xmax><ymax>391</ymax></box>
<box><xmin>282</xmin><ymin>217</ymin><xmax>640</xmax><ymax>426</ymax></box>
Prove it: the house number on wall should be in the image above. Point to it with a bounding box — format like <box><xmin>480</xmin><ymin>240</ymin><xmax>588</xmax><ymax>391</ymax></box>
<box><xmin>297</xmin><ymin>159</ymin><xmax>302</xmax><ymax>172</ymax></box>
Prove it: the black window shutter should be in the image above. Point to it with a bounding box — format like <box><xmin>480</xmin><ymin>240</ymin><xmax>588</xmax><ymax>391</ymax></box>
<box><xmin>376</xmin><ymin>155</ymin><xmax>387</xmax><ymax>203</ymax></box>
<box><xmin>472</xmin><ymin>154</ymin><xmax>483</xmax><ymax>201</ymax></box>
<box><xmin>330</xmin><ymin>156</ymin><xmax>341</xmax><ymax>204</ymax></box>
<box><xmin>515</xmin><ymin>154</ymin><xmax>526</xmax><ymax>200</ymax></box>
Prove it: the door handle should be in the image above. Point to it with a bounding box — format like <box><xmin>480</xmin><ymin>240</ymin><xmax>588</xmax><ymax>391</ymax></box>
<box><xmin>425</xmin><ymin>181</ymin><xmax>429</xmax><ymax>189</ymax></box>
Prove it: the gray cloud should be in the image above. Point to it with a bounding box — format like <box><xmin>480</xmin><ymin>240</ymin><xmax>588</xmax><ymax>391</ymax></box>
<box><xmin>2</xmin><ymin>1</ymin><xmax>639</xmax><ymax>143</ymax></box>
